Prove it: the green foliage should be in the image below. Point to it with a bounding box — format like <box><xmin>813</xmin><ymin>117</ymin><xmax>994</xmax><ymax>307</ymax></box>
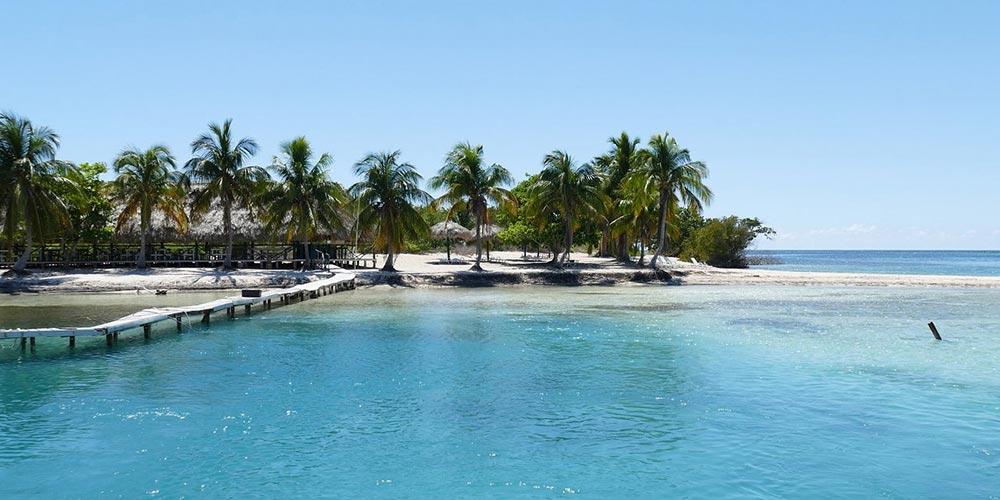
<box><xmin>526</xmin><ymin>151</ymin><xmax>606</xmax><ymax>263</ymax></box>
<box><xmin>0</xmin><ymin>112</ymin><xmax>80</xmax><ymax>271</ymax></box>
<box><xmin>263</xmin><ymin>137</ymin><xmax>346</xmax><ymax>244</ymax></box>
<box><xmin>679</xmin><ymin>216</ymin><xmax>775</xmax><ymax>268</ymax></box>
<box><xmin>185</xmin><ymin>119</ymin><xmax>269</xmax><ymax>269</ymax></box>
<box><xmin>63</xmin><ymin>162</ymin><xmax>113</xmax><ymax>242</ymax></box>
<box><xmin>349</xmin><ymin>150</ymin><xmax>431</xmax><ymax>271</ymax></box>
<box><xmin>429</xmin><ymin>142</ymin><xmax>515</xmax><ymax>269</ymax></box>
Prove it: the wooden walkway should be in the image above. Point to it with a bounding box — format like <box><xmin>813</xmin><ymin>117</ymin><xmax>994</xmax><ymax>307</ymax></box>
<box><xmin>0</xmin><ymin>273</ymin><xmax>356</xmax><ymax>348</ymax></box>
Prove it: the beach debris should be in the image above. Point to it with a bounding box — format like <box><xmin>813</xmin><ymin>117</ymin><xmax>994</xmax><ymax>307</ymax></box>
<box><xmin>155</xmin><ymin>289</ymin><xmax>168</xmax><ymax>295</ymax></box>
<box><xmin>928</xmin><ymin>321</ymin><xmax>942</xmax><ymax>340</ymax></box>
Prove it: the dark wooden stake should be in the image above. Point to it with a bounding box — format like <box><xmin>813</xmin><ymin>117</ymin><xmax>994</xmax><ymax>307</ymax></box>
<box><xmin>202</xmin><ymin>310</ymin><xmax>211</xmax><ymax>324</ymax></box>
<box><xmin>928</xmin><ymin>321</ymin><xmax>942</xmax><ymax>340</ymax></box>
<box><xmin>143</xmin><ymin>324</ymin><xmax>151</xmax><ymax>339</ymax></box>
<box><xmin>69</xmin><ymin>336</ymin><xmax>75</xmax><ymax>347</ymax></box>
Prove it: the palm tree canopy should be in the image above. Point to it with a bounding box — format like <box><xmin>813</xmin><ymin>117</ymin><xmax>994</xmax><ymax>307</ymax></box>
<box><xmin>263</xmin><ymin>136</ymin><xmax>347</xmax><ymax>243</ymax></box>
<box><xmin>184</xmin><ymin>119</ymin><xmax>269</xmax><ymax>218</ymax></box>
<box><xmin>526</xmin><ymin>150</ymin><xmax>606</xmax><ymax>225</ymax></box>
<box><xmin>635</xmin><ymin>132</ymin><xmax>713</xmax><ymax>212</ymax></box>
<box><xmin>111</xmin><ymin>145</ymin><xmax>188</xmax><ymax>232</ymax></box>
<box><xmin>349</xmin><ymin>150</ymin><xmax>432</xmax><ymax>253</ymax></box>
<box><xmin>0</xmin><ymin>112</ymin><xmax>78</xmax><ymax>240</ymax></box>
<box><xmin>428</xmin><ymin>142</ymin><xmax>516</xmax><ymax>217</ymax></box>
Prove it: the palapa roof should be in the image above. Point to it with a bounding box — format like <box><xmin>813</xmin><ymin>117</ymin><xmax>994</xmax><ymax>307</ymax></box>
<box><xmin>113</xmin><ymin>203</ymin><xmax>352</xmax><ymax>243</ymax></box>
<box><xmin>430</xmin><ymin>221</ymin><xmax>475</xmax><ymax>241</ymax></box>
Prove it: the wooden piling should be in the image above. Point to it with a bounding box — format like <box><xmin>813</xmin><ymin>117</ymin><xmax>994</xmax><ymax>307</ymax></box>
<box><xmin>176</xmin><ymin>317</ymin><xmax>182</xmax><ymax>331</ymax></box>
<box><xmin>244</xmin><ymin>304</ymin><xmax>251</xmax><ymax>314</ymax></box>
<box><xmin>202</xmin><ymin>310</ymin><xmax>211</xmax><ymax>324</ymax></box>
<box><xmin>105</xmin><ymin>333</ymin><xmax>113</xmax><ymax>346</ymax></box>
<box><xmin>143</xmin><ymin>324</ymin><xmax>151</xmax><ymax>339</ymax></box>
<box><xmin>69</xmin><ymin>336</ymin><xmax>75</xmax><ymax>347</ymax></box>
<box><xmin>928</xmin><ymin>322</ymin><xmax>942</xmax><ymax>340</ymax></box>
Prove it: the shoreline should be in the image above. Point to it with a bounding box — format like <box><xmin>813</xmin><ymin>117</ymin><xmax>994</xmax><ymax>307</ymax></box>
<box><xmin>3</xmin><ymin>250</ymin><xmax>1000</xmax><ymax>293</ymax></box>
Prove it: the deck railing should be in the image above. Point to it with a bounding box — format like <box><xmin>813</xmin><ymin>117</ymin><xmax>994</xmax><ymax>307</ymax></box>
<box><xmin>0</xmin><ymin>242</ymin><xmax>377</xmax><ymax>269</ymax></box>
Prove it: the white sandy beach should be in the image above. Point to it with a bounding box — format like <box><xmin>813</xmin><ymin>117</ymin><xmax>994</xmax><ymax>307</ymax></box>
<box><xmin>3</xmin><ymin>250</ymin><xmax>1000</xmax><ymax>292</ymax></box>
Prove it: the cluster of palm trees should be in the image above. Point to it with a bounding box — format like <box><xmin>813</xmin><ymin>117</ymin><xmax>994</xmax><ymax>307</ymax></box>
<box><xmin>1</xmin><ymin>111</ymin><xmax>712</xmax><ymax>274</ymax></box>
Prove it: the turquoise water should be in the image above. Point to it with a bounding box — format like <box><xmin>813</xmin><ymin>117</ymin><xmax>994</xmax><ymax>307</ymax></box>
<box><xmin>750</xmin><ymin>249</ymin><xmax>1000</xmax><ymax>276</ymax></box>
<box><xmin>2</xmin><ymin>286</ymin><xmax>1000</xmax><ymax>498</ymax></box>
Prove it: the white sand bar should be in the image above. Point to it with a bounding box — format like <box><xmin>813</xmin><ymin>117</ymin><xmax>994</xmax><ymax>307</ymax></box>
<box><xmin>0</xmin><ymin>273</ymin><xmax>356</xmax><ymax>342</ymax></box>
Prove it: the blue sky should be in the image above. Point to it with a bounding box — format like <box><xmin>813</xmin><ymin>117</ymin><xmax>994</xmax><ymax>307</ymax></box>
<box><xmin>3</xmin><ymin>0</ymin><xmax>998</xmax><ymax>249</ymax></box>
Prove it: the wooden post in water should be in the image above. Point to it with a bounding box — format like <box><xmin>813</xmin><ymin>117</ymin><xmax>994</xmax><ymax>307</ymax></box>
<box><xmin>105</xmin><ymin>333</ymin><xmax>113</xmax><ymax>346</ymax></box>
<box><xmin>20</xmin><ymin>337</ymin><xmax>26</xmax><ymax>349</ymax></box>
<box><xmin>176</xmin><ymin>317</ymin><xmax>182</xmax><ymax>331</ymax></box>
<box><xmin>202</xmin><ymin>310</ymin><xmax>211</xmax><ymax>324</ymax></box>
<box><xmin>69</xmin><ymin>336</ymin><xmax>75</xmax><ymax>347</ymax></box>
<box><xmin>928</xmin><ymin>322</ymin><xmax>942</xmax><ymax>340</ymax></box>
<box><xmin>143</xmin><ymin>324</ymin><xmax>151</xmax><ymax>339</ymax></box>
<box><xmin>244</xmin><ymin>304</ymin><xmax>251</xmax><ymax>315</ymax></box>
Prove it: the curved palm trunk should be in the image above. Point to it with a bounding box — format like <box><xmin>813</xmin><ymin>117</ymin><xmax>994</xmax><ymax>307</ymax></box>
<box><xmin>470</xmin><ymin>210</ymin><xmax>484</xmax><ymax>272</ymax></box>
<box><xmin>446</xmin><ymin>236</ymin><xmax>452</xmax><ymax>263</ymax></box>
<box><xmin>12</xmin><ymin>224</ymin><xmax>33</xmax><ymax>273</ymax></box>
<box><xmin>638</xmin><ymin>228</ymin><xmax>646</xmax><ymax>266</ymax></box>
<box><xmin>381</xmin><ymin>219</ymin><xmax>397</xmax><ymax>272</ymax></box>
<box><xmin>561</xmin><ymin>214</ymin><xmax>573</xmax><ymax>264</ymax></box>
<box><xmin>223</xmin><ymin>202</ymin><xmax>234</xmax><ymax>270</ymax></box>
<box><xmin>650</xmin><ymin>189</ymin><xmax>668</xmax><ymax>269</ymax></box>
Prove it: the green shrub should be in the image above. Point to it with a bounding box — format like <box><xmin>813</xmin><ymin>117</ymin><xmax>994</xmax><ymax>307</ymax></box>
<box><xmin>679</xmin><ymin>216</ymin><xmax>774</xmax><ymax>268</ymax></box>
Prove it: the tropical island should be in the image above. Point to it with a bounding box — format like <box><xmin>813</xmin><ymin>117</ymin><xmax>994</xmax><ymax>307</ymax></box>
<box><xmin>1</xmin><ymin>112</ymin><xmax>781</xmax><ymax>291</ymax></box>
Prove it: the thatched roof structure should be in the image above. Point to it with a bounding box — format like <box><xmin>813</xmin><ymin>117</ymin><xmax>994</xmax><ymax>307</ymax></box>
<box><xmin>430</xmin><ymin>221</ymin><xmax>474</xmax><ymax>241</ymax></box>
<box><xmin>113</xmin><ymin>204</ymin><xmax>352</xmax><ymax>244</ymax></box>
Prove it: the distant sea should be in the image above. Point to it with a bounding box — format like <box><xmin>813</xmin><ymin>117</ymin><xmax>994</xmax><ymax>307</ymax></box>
<box><xmin>749</xmin><ymin>249</ymin><xmax>1000</xmax><ymax>276</ymax></box>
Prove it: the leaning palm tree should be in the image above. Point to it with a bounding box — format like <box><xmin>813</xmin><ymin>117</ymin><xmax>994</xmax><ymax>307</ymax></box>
<box><xmin>263</xmin><ymin>137</ymin><xmax>346</xmax><ymax>269</ymax></box>
<box><xmin>184</xmin><ymin>119</ymin><xmax>269</xmax><ymax>270</ymax></box>
<box><xmin>0</xmin><ymin>113</ymin><xmax>78</xmax><ymax>274</ymax></box>
<box><xmin>526</xmin><ymin>151</ymin><xmax>605</xmax><ymax>264</ymax></box>
<box><xmin>111</xmin><ymin>145</ymin><xmax>188</xmax><ymax>268</ymax></box>
<box><xmin>612</xmin><ymin>173</ymin><xmax>661</xmax><ymax>266</ymax></box>
<box><xmin>428</xmin><ymin>142</ymin><xmax>515</xmax><ymax>271</ymax></box>
<box><xmin>632</xmin><ymin>132</ymin><xmax>712</xmax><ymax>269</ymax></box>
<box><xmin>349</xmin><ymin>151</ymin><xmax>431</xmax><ymax>272</ymax></box>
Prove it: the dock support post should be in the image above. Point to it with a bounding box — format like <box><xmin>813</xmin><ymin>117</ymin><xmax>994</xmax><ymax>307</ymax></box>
<box><xmin>266</xmin><ymin>299</ymin><xmax>271</xmax><ymax>310</ymax></box>
<box><xmin>202</xmin><ymin>310</ymin><xmax>211</xmax><ymax>324</ymax></box>
<box><xmin>20</xmin><ymin>337</ymin><xmax>26</xmax><ymax>349</ymax></box>
<box><xmin>143</xmin><ymin>324</ymin><xmax>151</xmax><ymax>339</ymax></box>
<box><xmin>29</xmin><ymin>337</ymin><xmax>35</xmax><ymax>348</ymax></box>
<box><xmin>244</xmin><ymin>304</ymin><xmax>251</xmax><ymax>315</ymax></box>
<box><xmin>69</xmin><ymin>336</ymin><xmax>75</xmax><ymax>347</ymax></box>
<box><xmin>106</xmin><ymin>333</ymin><xmax>113</xmax><ymax>346</ymax></box>
<box><xmin>176</xmin><ymin>317</ymin><xmax>182</xmax><ymax>331</ymax></box>
<box><xmin>113</xmin><ymin>332</ymin><xmax>119</xmax><ymax>341</ymax></box>
<box><xmin>928</xmin><ymin>322</ymin><xmax>942</xmax><ymax>340</ymax></box>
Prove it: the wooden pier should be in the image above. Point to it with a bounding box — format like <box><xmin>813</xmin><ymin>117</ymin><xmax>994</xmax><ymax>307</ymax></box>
<box><xmin>0</xmin><ymin>273</ymin><xmax>356</xmax><ymax>348</ymax></box>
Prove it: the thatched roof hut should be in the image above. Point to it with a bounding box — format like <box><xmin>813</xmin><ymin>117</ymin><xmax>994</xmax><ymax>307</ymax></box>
<box><xmin>113</xmin><ymin>204</ymin><xmax>352</xmax><ymax>244</ymax></box>
<box><xmin>430</xmin><ymin>221</ymin><xmax>474</xmax><ymax>242</ymax></box>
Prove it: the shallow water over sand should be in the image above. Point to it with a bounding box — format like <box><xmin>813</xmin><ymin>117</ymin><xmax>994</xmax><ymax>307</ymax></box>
<box><xmin>1</xmin><ymin>285</ymin><xmax>999</xmax><ymax>497</ymax></box>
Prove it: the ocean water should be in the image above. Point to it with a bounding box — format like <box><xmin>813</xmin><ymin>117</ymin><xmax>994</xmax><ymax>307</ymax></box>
<box><xmin>1</xmin><ymin>286</ymin><xmax>999</xmax><ymax>498</ymax></box>
<box><xmin>750</xmin><ymin>249</ymin><xmax>1000</xmax><ymax>276</ymax></box>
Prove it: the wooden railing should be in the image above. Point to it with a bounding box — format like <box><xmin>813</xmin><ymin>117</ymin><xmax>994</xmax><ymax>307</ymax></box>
<box><xmin>0</xmin><ymin>242</ymin><xmax>377</xmax><ymax>270</ymax></box>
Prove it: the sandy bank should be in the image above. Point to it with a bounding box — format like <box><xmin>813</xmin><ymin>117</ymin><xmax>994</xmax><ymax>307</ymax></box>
<box><xmin>3</xmin><ymin>251</ymin><xmax>1000</xmax><ymax>293</ymax></box>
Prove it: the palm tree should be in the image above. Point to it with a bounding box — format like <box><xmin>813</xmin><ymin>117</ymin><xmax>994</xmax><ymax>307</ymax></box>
<box><xmin>349</xmin><ymin>151</ymin><xmax>431</xmax><ymax>272</ymax></box>
<box><xmin>526</xmin><ymin>151</ymin><xmax>605</xmax><ymax>264</ymax></box>
<box><xmin>185</xmin><ymin>119</ymin><xmax>268</xmax><ymax>270</ymax></box>
<box><xmin>0</xmin><ymin>113</ymin><xmax>78</xmax><ymax>274</ymax></box>
<box><xmin>263</xmin><ymin>137</ymin><xmax>346</xmax><ymax>269</ymax></box>
<box><xmin>429</xmin><ymin>142</ymin><xmax>515</xmax><ymax>271</ymax></box>
<box><xmin>600</xmin><ymin>132</ymin><xmax>642</xmax><ymax>261</ymax></box>
<box><xmin>111</xmin><ymin>145</ymin><xmax>188</xmax><ymax>268</ymax></box>
<box><xmin>633</xmin><ymin>132</ymin><xmax>712</xmax><ymax>269</ymax></box>
<box><xmin>612</xmin><ymin>173</ymin><xmax>660</xmax><ymax>266</ymax></box>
